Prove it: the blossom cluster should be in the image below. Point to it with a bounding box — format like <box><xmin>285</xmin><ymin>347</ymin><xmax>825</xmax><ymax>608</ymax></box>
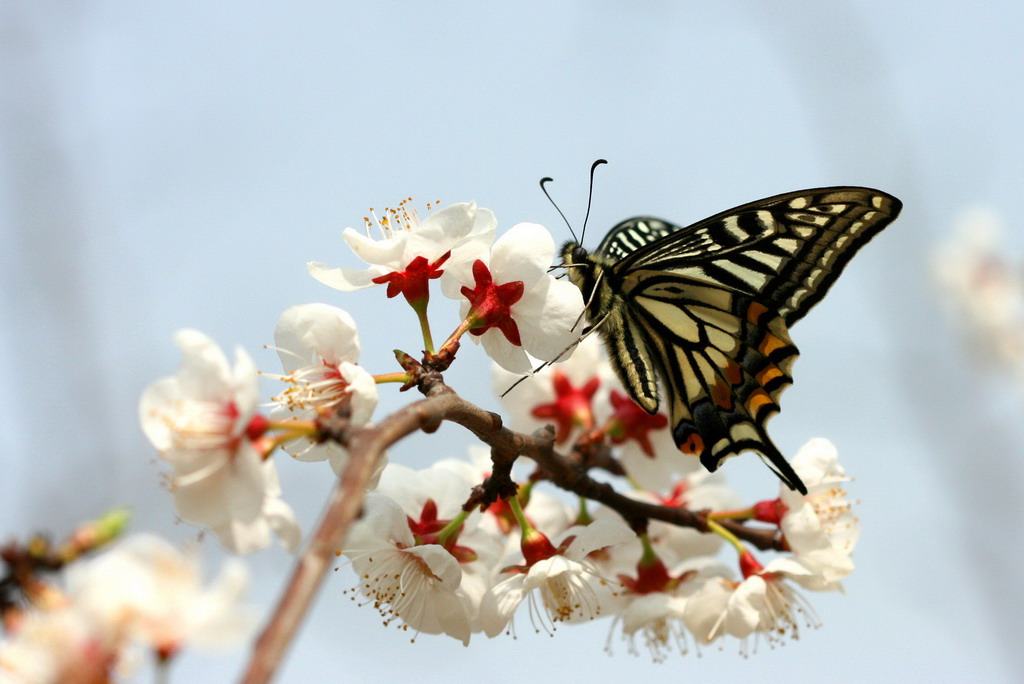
<box><xmin>0</xmin><ymin>529</ymin><xmax>252</xmax><ymax>683</ymax></box>
<box><xmin>340</xmin><ymin>346</ymin><xmax>859</xmax><ymax>657</ymax></box>
<box><xmin>3</xmin><ymin>199</ymin><xmax>867</xmax><ymax>679</ymax></box>
<box><xmin>934</xmin><ymin>208</ymin><xmax>1024</xmax><ymax>385</ymax></box>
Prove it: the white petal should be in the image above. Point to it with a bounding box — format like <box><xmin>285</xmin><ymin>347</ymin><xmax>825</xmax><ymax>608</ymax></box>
<box><xmin>490</xmin><ymin>222</ymin><xmax>555</xmax><ymax>287</ymax></box>
<box><xmin>479</xmin><ymin>328</ymin><xmax>532</xmax><ymax>373</ymax></box>
<box><xmin>174</xmin><ymin>329</ymin><xmax>233</xmax><ymax>402</ymax></box>
<box><xmin>683</xmin><ymin>578</ymin><xmax>732</xmax><ymax>642</ymax></box>
<box><xmin>620</xmin><ymin>593</ymin><xmax>681</xmax><ymax>634</ymax></box>
<box><xmin>344</xmin><ymin>493</ymin><xmax>416</xmax><ymax>550</ymax></box>
<box><xmin>448</xmin><ymin>206</ymin><xmax>497</xmax><ymax>267</ymax></box>
<box><xmin>724</xmin><ymin>577</ymin><xmax>766</xmax><ymax>637</ymax></box>
<box><xmin>516</xmin><ymin>278</ymin><xmax>585</xmax><ymax>362</ymax></box>
<box><xmin>339</xmin><ymin>362</ymin><xmax>378</xmax><ymax>426</ymax></box>
<box><xmin>564</xmin><ymin>519</ymin><xmax>635</xmax><ymax>559</ymax></box>
<box><xmin>275</xmin><ymin>303</ymin><xmax>361</xmax><ymax>371</ymax></box>
<box><xmin>404</xmin><ymin>545</ymin><xmax>465</xmax><ymax>589</ymax></box>
<box><xmin>210</xmin><ymin>516</ymin><xmax>272</xmax><ymax>554</ymax></box>
<box><xmin>263</xmin><ymin>494</ymin><xmax>302</xmax><ymax>553</ymax></box>
<box><xmin>230</xmin><ymin>346</ymin><xmax>260</xmax><ymax>417</ymax></box>
<box><xmin>171</xmin><ymin>444</ymin><xmax>265</xmax><ymax>530</ymax></box>
<box><xmin>403</xmin><ymin>203</ymin><xmax>476</xmax><ymax>259</ymax></box>
<box><xmin>376</xmin><ymin>463</ymin><xmax>475</xmax><ymax>519</ymax></box>
<box><xmin>480</xmin><ymin>574</ymin><xmax>528</xmax><ymax>637</ymax></box>
<box><xmin>342</xmin><ymin>227</ymin><xmax>407</xmax><ymax>267</ymax></box>
<box><xmin>306</xmin><ymin>262</ymin><xmax>388</xmax><ymax>291</ymax></box>
<box><xmin>187</xmin><ymin>560</ymin><xmax>257</xmax><ymax>647</ymax></box>
<box><xmin>139</xmin><ymin>376</ymin><xmax>181</xmax><ymax>451</ymax></box>
<box><xmin>790</xmin><ymin>438</ymin><xmax>842</xmax><ymax>489</ymax></box>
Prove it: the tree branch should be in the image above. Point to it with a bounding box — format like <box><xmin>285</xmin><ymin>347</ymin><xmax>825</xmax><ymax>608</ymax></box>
<box><xmin>239</xmin><ymin>380</ymin><xmax>782</xmax><ymax>682</ymax></box>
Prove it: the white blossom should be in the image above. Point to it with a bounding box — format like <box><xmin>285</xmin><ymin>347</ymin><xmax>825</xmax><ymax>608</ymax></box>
<box><xmin>341</xmin><ymin>464</ymin><xmax>503</xmax><ymax>643</ymax></box>
<box><xmin>447</xmin><ymin>222</ymin><xmax>584</xmax><ymax>373</ymax></box>
<box><xmin>269</xmin><ymin>303</ymin><xmax>381</xmax><ymax>478</ymax></box>
<box><xmin>307</xmin><ymin>201</ymin><xmax>495</xmax><ymax>294</ymax></box>
<box><xmin>778</xmin><ymin>439</ymin><xmax>859</xmax><ymax>589</ymax></box>
<box><xmin>67</xmin><ymin>534</ymin><xmax>254</xmax><ymax>657</ymax></box>
<box><xmin>683</xmin><ymin>559</ymin><xmax>819</xmax><ymax>650</ymax></box>
<box><xmin>139</xmin><ymin>330</ymin><xmax>300</xmax><ymax>553</ymax></box>
<box><xmin>479</xmin><ymin>519</ymin><xmax>634</xmax><ymax>637</ymax></box>
<box><xmin>0</xmin><ymin>606</ymin><xmax>118</xmax><ymax>684</ymax></box>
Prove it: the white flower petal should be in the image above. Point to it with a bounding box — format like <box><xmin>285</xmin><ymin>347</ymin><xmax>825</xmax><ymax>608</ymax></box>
<box><xmin>490</xmin><ymin>222</ymin><xmax>554</xmax><ymax>286</ymax></box>
<box><xmin>274</xmin><ymin>304</ymin><xmax>360</xmax><ymax>371</ymax></box>
<box><xmin>345</xmin><ymin>493</ymin><xmax>416</xmax><ymax>550</ymax></box>
<box><xmin>564</xmin><ymin>519</ymin><xmax>635</xmax><ymax>560</ymax></box>
<box><xmin>174</xmin><ymin>329</ymin><xmax>233</xmax><ymax>402</ymax></box>
<box><xmin>306</xmin><ymin>262</ymin><xmax>389</xmax><ymax>291</ymax></box>
<box><xmin>515</xmin><ymin>278</ymin><xmax>585</xmax><ymax>362</ymax></box>
<box><xmin>480</xmin><ymin>574</ymin><xmax>528</xmax><ymax>637</ymax></box>
<box><xmin>479</xmin><ymin>327</ymin><xmax>532</xmax><ymax>373</ymax></box>
<box><xmin>377</xmin><ymin>463</ymin><xmax>475</xmax><ymax>519</ymax></box>
<box><xmin>403</xmin><ymin>202</ymin><xmax>476</xmax><ymax>259</ymax></box>
<box><xmin>342</xmin><ymin>227</ymin><xmax>407</xmax><ymax>268</ymax></box>
<box><xmin>339</xmin><ymin>362</ymin><xmax>378</xmax><ymax>426</ymax></box>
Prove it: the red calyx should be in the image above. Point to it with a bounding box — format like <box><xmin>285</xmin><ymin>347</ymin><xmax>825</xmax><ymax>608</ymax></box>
<box><xmin>607</xmin><ymin>390</ymin><xmax>669</xmax><ymax>457</ymax></box>
<box><xmin>372</xmin><ymin>251</ymin><xmax>451</xmax><ymax>309</ymax></box>
<box><xmin>531</xmin><ymin>370</ymin><xmax>600</xmax><ymax>444</ymax></box>
<box><xmin>752</xmin><ymin>498</ymin><xmax>789</xmax><ymax>526</ymax></box>
<box><xmin>406</xmin><ymin>499</ymin><xmax>477</xmax><ymax>563</ymax></box>
<box><xmin>460</xmin><ymin>260</ymin><xmax>525</xmax><ymax>345</ymax></box>
<box><xmin>739</xmin><ymin>550</ymin><xmax>765</xmax><ymax>579</ymax></box>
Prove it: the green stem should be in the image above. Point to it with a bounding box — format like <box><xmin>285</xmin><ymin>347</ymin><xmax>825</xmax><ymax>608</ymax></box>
<box><xmin>415</xmin><ymin>305</ymin><xmax>435</xmax><ymax>356</ymax></box>
<box><xmin>374</xmin><ymin>372</ymin><xmax>412</xmax><ymax>384</ymax></box>
<box><xmin>506</xmin><ymin>493</ymin><xmax>534</xmax><ymax>542</ymax></box>
<box><xmin>438</xmin><ymin>318</ymin><xmax>472</xmax><ymax>356</ymax></box>
<box><xmin>436</xmin><ymin>510</ymin><xmax>469</xmax><ymax>547</ymax></box>
<box><xmin>576</xmin><ymin>496</ymin><xmax>593</xmax><ymax>525</ymax></box>
<box><xmin>707</xmin><ymin>507</ymin><xmax>755</xmax><ymax>521</ymax></box>
<box><xmin>707</xmin><ymin>518</ymin><xmax>747</xmax><ymax>555</ymax></box>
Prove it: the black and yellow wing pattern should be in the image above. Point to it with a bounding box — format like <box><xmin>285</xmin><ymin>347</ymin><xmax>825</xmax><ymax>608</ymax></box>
<box><xmin>562</xmin><ymin>187</ymin><xmax>902</xmax><ymax>494</ymax></box>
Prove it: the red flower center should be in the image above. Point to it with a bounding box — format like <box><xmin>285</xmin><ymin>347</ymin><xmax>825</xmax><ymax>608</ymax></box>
<box><xmin>606</xmin><ymin>390</ymin><xmax>669</xmax><ymax>457</ymax></box>
<box><xmin>460</xmin><ymin>260</ymin><xmax>525</xmax><ymax>345</ymax></box>
<box><xmin>372</xmin><ymin>251</ymin><xmax>451</xmax><ymax>309</ymax></box>
<box><xmin>406</xmin><ymin>499</ymin><xmax>476</xmax><ymax>563</ymax></box>
<box><xmin>531</xmin><ymin>370</ymin><xmax>600</xmax><ymax>444</ymax></box>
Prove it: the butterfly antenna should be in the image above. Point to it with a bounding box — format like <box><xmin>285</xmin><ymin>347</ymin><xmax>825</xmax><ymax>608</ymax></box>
<box><xmin>579</xmin><ymin>158</ymin><xmax>608</xmax><ymax>245</ymax></box>
<box><xmin>540</xmin><ymin>176</ymin><xmax>577</xmax><ymax>243</ymax></box>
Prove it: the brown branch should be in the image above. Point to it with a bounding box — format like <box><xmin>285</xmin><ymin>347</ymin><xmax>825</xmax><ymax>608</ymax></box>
<box><xmin>239</xmin><ymin>383</ymin><xmax>456</xmax><ymax>684</ymax></box>
<box><xmin>239</xmin><ymin>380</ymin><xmax>782</xmax><ymax>682</ymax></box>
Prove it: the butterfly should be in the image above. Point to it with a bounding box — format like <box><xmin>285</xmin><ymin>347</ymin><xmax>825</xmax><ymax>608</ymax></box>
<box><xmin>560</xmin><ymin>186</ymin><xmax>902</xmax><ymax>494</ymax></box>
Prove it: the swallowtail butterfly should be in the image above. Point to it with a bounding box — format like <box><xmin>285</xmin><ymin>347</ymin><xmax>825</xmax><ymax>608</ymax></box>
<box><xmin>561</xmin><ymin>187</ymin><xmax>902</xmax><ymax>494</ymax></box>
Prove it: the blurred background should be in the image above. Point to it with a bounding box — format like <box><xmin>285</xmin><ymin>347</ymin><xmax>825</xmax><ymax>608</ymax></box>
<box><xmin>2</xmin><ymin>2</ymin><xmax>1021</xmax><ymax>682</ymax></box>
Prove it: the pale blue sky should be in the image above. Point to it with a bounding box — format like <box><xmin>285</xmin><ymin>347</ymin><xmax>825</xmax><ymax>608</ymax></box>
<box><xmin>2</xmin><ymin>2</ymin><xmax>1022</xmax><ymax>682</ymax></box>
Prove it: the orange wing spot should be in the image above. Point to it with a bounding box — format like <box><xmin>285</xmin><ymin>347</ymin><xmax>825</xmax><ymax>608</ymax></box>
<box><xmin>746</xmin><ymin>388</ymin><xmax>775</xmax><ymax>415</ymax></box>
<box><xmin>710</xmin><ymin>380</ymin><xmax>734</xmax><ymax>410</ymax></box>
<box><xmin>758</xmin><ymin>332</ymin><xmax>787</xmax><ymax>356</ymax></box>
<box><xmin>722</xmin><ymin>358</ymin><xmax>743</xmax><ymax>386</ymax></box>
<box><xmin>746</xmin><ymin>301</ymin><xmax>769</xmax><ymax>324</ymax></box>
<box><xmin>679</xmin><ymin>432</ymin><xmax>704</xmax><ymax>455</ymax></box>
<box><xmin>756</xmin><ymin>364</ymin><xmax>785</xmax><ymax>387</ymax></box>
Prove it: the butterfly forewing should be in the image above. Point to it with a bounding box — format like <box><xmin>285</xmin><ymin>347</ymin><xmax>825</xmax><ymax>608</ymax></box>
<box><xmin>579</xmin><ymin>186</ymin><xmax>902</xmax><ymax>494</ymax></box>
<box><xmin>612</xmin><ymin>188</ymin><xmax>902</xmax><ymax>325</ymax></box>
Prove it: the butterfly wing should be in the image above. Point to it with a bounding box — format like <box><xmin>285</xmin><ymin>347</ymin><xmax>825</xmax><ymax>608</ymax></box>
<box><xmin>599</xmin><ymin>187</ymin><xmax>901</xmax><ymax>492</ymax></box>
<box><xmin>610</xmin><ymin>187</ymin><xmax>903</xmax><ymax>326</ymax></box>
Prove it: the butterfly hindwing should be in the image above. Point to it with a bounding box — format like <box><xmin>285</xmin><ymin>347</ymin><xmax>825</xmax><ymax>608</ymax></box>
<box><xmin>620</xmin><ymin>270</ymin><xmax>805</xmax><ymax>490</ymax></box>
<box><xmin>569</xmin><ymin>186</ymin><xmax>902</xmax><ymax>493</ymax></box>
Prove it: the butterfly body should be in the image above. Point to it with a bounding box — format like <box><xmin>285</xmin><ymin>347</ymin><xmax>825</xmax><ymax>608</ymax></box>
<box><xmin>561</xmin><ymin>187</ymin><xmax>903</xmax><ymax>494</ymax></box>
